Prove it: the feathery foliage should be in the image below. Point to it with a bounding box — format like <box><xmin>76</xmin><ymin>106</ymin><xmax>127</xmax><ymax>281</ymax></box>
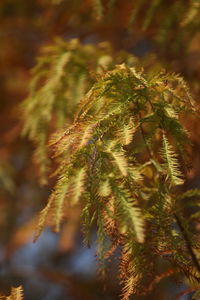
<box><xmin>29</xmin><ymin>62</ymin><xmax>200</xmax><ymax>298</ymax></box>
<box><xmin>1</xmin><ymin>0</ymin><xmax>200</xmax><ymax>298</ymax></box>
<box><xmin>161</xmin><ymin>133</ymin><xmax>184</xmax><ymax>187</ymax></box>
<box><xmin>48</xmin><ymin>0</ymin><xmax>200</xmax><ymax>52</ymax></box>
<box><xmin>21</xmin><ymin>39</ymin><xmax>137</xmax><ymax>184</ymax></box>
<box><xmin>0</xmin><ymin>286</ymin><xmax>23</xmax><ymax>300</ymax></box>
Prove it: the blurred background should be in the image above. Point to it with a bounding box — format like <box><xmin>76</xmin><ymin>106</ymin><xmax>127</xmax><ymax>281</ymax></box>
<box><xmin>1</xmin><ymin>0</ymin><xmax>200</xmax><ymax>299</ymax></box>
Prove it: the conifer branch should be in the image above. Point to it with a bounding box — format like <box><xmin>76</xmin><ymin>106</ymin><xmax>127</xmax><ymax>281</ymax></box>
<box><xmin>24</xmin><ymin>61</ymin><xmax>200</xmax><ymax>298</ymax></box>
<box><xmin>174</xmin><ymin>213</ymin><xmax>200</xmax><ymax>274</ymax></box>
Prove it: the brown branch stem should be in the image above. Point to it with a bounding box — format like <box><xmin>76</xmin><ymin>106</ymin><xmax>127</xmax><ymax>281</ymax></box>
<box><xmin>174</xmin><ymin>213</ymin><xmax>200</xmax><ymax>273</ymax></box>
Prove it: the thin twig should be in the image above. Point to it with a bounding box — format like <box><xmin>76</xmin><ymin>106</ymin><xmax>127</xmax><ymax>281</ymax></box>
<box><xmin>174</xmin><ymin>213</ymin><xmax>200</xmax><ymax>273</ymax></box>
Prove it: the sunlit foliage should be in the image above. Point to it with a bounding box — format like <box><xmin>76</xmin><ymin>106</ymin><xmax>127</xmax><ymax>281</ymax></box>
<box><xmin>0</xmin><ymin>286</ymin><xmax>23</xmax><ymax>300</ymax></box>
<box><xmin>26</xmin><ymin>63</ymin><xmax>200</xmax><ymax>298</ymax></box>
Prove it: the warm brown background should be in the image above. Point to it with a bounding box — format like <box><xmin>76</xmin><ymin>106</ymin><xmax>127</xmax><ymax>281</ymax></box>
<box><xmin>1</xmin><ymin>1</ymin><xmax>200</xmax><ymax>299</ymax></box>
